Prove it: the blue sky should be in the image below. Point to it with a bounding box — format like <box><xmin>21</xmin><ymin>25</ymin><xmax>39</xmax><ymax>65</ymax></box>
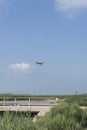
<box><xmin>0</xmin><ymin>0</ymin><xmax>87</xmax><ymax>95</ymax></box>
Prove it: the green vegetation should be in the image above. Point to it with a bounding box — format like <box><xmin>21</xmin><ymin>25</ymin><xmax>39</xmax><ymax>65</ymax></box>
<box><xmin>1</xmin><ymin>94</ymin><xmax>87</xmax><ymax>129</ymax></box>
<box><xmin>36</xmin><ymin>103</ymin><xmax>87</xmax><ymax>130</ymax></box>
<box><xmin>65</xmin><ymin>94</ymin><xmax>87</xmax><ymax>106</ymax></box>
<box><xmin>0</xmin><ymin>103</ymin><xmax>87</xmax><ymax>130</ymax></box>
<box><xmin>0</xmin><ymin>111</ymin><xmax>37</xmax><ymax>130</ymax></box>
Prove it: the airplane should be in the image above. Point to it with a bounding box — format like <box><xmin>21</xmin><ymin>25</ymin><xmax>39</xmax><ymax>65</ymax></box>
<box><xmin>36</xmin><ymin>62</ymin><xmax>44</xmax><ymax>65</ymax></box>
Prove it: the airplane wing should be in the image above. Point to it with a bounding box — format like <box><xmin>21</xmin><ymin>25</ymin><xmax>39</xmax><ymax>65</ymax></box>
<box><xmin>36</xmin><ymin>62</ymin><xmax>44</xmax><ymax>65</ymax></box>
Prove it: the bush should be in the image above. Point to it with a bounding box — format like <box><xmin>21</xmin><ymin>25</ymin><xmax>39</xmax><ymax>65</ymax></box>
<box><xmin>36</xmin><ymin>103</ymin><xmax>83</xmax><ymax>130</ymax></box>
<box><xmin>1</xmin><ymin>103</ymin><xmax>87</xmax><ymax>130</ymax></box>
<box><xmin>47</xmin><ymin>113</ymin><xmax>66</xmax><ymax>130</ymax></box>
<box><xmin>81</xmin><ymin>109</ymin><xmax>87</xmax><ymax>128</ymax></box>
<box><xmin>0</xmin><ymin>111</ymin><xmax>37</xmax><ymax>130</ymax></box>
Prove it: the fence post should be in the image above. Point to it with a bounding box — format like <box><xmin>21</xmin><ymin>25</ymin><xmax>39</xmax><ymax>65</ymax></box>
<box><xmin>14</xmin><ymin>98</ymin><xmax>16</xmax><ymax>106</ymax></box>
<box><xmin>29</xmin><ymin>98</ymin><xmax>30</xmax><ymax>107</ymax></box>
<box><xmin>3</xmin><ymin>97</ymin><xmax>5</xmax><ymax>106</ymax></box>
<box><xmin>29</xmin><ymin>97</ymin><xmax>31</xmax><ymax>117</ymax></box>
<box><xmin>48</xmin><ymin>98</ymin><xmax>50</xmax><ymax>108</ymax></box>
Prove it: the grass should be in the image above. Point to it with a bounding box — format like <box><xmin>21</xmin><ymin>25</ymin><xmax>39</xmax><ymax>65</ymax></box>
<box><xmin>0</xmin><ymin>111</ymin><xmax>37</xmax><ymax>130</ymax></box>
<box><xmin>0</xmin><ymin>103</ymin><xmax>87</xmax><ymax>130</ymax></box>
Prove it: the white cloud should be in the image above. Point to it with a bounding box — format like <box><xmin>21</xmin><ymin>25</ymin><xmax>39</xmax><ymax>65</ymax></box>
<box><xmin>55</xmin><ymin>0</ymin><xmax>87</xmax><ymax>17</ymax></box>
<box><xmin>9</xmin><ymin>63</ymin><xmax>31</xmax><ymax>73</ymax></box>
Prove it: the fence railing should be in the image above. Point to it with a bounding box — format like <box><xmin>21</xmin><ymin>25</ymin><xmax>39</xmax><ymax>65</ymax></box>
<box><xmin>0</xmin><ymin>97</ymin><xmax>58</xmax><ymax>106</ymax></box>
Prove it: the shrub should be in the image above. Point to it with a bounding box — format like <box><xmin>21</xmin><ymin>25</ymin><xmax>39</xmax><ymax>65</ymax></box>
<box><xmin>81</xmin><ymin>109</ymin><xmax>87</xmax><ymax>128</ymax></box>
<box><xmin>0</xmin><ymin>111</ymin><xmax>37</xmax><ymax>130</ymax></box>
<box><xmin>44</xmin><ymin>103</ymin><xmax>82</xmax><ymax>130</ymax></box>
